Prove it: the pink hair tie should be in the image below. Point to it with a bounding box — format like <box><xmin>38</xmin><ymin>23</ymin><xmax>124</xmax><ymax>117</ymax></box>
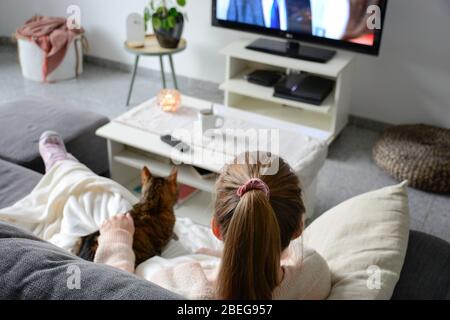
<box><xmin>236</xmin><ymin>178</ymin><xmax>270</xmax><ymax>198</ymax></box>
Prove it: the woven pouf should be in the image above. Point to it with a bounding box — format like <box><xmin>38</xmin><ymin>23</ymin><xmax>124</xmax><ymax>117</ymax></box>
<box><xmin>373</xmin><ymin>124</ymin><xmax>450</xmax><ymax>193</ymax></box>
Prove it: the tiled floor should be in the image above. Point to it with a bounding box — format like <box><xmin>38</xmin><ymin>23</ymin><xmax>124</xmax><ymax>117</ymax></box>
<box><xmin>1</xmin><ymin>44</ymin><xmax>448</xmax><ymax>242</ymax></box>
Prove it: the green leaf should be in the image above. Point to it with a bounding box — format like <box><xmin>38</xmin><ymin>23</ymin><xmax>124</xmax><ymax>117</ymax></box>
<box><xmin>144</xmin><ymin>7</ymin><xmax>150</xmax><ymax>22</ymax></box>
<box><xmin>168</xmin><ymin>7</ymin><xmax>178</xmax><ymax>16</ymax></box>
<box><xmin>177</xmin><ymin>0</ymin><xmax>186</xmax><ymax>7</ymax></box>
<box><xmin>162</xmin><ymin>18</ymin><xmax>170</xmax><ymax>30</ymax></box>
<box><xmin>167</xmin><ymin>15</ymin><xmax>176</xmax><ymax>28</ymax></box>
<box><xmin>152</xmin><ymin>16</ymin><xmax>161</xmax><ymax>30</ymax></box>
<box><xmin>156</xmin><ymin>6</ymin><xmax>166</xmax><ymax>16</ymax></box>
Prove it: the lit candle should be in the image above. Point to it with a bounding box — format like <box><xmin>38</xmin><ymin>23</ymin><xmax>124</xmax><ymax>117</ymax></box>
<box><xmin>157</xmin><ymin>89</ymin><xmax>181</xmax><ymax>112</ymax></box>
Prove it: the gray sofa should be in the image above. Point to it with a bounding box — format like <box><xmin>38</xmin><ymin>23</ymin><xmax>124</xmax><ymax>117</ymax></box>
<box><xmin>1</xmin><ymin>158</ymin><xmax>449</xmax><ymax>300</ymax></box>
<box><xmin>0</xmin><ymin>98</ymin><xmax>449</xmax><ymax>300</ymax></box>
<box><xmin>0</xmin><ymin>97</ymin><xmax>109</xmax><ymax>209</ymax></box>
<box><xmin>0</xmin><ymin>220</ymin><xmax>181</xmax><ymax>300</ymax></box>
<box><xmin>0</xmin><ymin>97</ymin><xmax>109</xmax><ymax>175</ymax></box>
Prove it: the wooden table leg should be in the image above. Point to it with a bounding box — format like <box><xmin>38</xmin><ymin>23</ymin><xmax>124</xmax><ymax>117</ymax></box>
<box><xmin>159</xmin><ymin>56</ymin><xmax>167</xmax><ymax>88</ymax></box>
<box><xmin>168</xmin><ymin>54</ymin><xmax>178</xmax><ymax>90</ymax></box>
<box><xmin>126</xmin><ymin>55</ymin><xmax>140</xmax><ymax>106</ymax></box>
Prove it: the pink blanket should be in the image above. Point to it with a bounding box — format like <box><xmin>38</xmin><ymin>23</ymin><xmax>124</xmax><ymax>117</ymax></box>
<box><xmin>17</xmin><ymin>16</ymin><xmax>84</xmax><ymax>81</ymax></box>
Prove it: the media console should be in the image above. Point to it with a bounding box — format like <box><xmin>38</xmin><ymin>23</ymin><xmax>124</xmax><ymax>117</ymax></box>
<box><xmin>219</xmin><ymin>39</ymin><xmax>355</xmax><ymax>143</ymax></box>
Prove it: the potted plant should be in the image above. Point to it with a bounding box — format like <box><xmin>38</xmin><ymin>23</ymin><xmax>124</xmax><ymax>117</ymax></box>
<box><xmin>144</xmin><ymin>0</ymin><xmax>186</xmax><ymax>49</ymax></box>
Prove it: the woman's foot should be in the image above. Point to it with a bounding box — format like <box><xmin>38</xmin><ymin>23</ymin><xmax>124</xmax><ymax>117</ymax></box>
<box><xmin>39</xmin><ymin>131</ymin><xmax>78</xmax><ymax>172</ymax></box>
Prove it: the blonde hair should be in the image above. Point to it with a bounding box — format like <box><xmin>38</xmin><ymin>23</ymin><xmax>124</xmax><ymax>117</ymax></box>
<box><xmin>214</xmin><ymin>152</ymin><xmax>305</xmax><ymax>300</ymax></box>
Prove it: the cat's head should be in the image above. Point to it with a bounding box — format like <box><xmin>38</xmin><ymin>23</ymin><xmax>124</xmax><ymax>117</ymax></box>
<box><xmin>139</xmin><ymin>166</ymin><xmax>178</xmax><ymax>212</ymax></box>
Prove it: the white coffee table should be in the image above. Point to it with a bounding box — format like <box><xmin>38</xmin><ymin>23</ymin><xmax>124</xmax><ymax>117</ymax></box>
<box><xmin>96</xmin><ymin>96</ymin><xmax>327</xmax><ymax>225</ymax></box>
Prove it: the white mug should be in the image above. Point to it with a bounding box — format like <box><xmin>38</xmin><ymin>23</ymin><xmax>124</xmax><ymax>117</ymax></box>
<box><xmin>198</xmin><ymin>109</ymin><xmax>224</xmax><ymax>134</ymax></box>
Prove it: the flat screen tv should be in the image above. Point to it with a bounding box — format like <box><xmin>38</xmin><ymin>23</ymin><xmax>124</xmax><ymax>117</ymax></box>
<box><xmin>212</xmin><ymin>0</ymin><xmax>388</xmax><ymax>62</ymax></box>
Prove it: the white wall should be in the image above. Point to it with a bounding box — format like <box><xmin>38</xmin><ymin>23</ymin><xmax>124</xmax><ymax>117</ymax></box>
<box><xmin>1</xmin><ymin>0</ymin><xmax>449</xmax><ymax>128</ymax></box>
<box><xmin>0</xmin><ymin>0</ymin><xmax>242</xmax><ymax>83</ymax></box>
<box><xmin>351</xmin><ymin>0</ymin><xmax>450</xmax><ymax>127</ymax></box>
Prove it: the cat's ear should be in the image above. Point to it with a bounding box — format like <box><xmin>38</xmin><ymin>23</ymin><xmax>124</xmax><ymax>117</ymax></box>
<box><xmin>167</xmin><ymin>166</ymin><xmax>178</xmax><ymax>185</ymax></box>
<box><xmin>141</xmin><ymin>166</ymin><xmax>153</xmax><ymax>185</ymax></box>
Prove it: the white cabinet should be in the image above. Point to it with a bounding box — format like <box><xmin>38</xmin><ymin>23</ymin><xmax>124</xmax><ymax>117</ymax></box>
<box><xmin>219</xmin><ymin>39</ymin><xmax>354</xmax><ymax>143</ymax></box>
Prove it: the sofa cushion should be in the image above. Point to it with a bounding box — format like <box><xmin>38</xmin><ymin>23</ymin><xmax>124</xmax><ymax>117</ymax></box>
<box><xmin>0</xmin><ymin>97</ymin><xmax>110</xmax><ymax>175</ymax></box>
<box><xmin>0</xmin><ymin>159</ymin><xmax>42</xmax><ymax>209</ymax></box>
<box><xmin>0</xmin><ymin>221</ymin><xmax>183</xmax><ymax>300</ymax></box>
<box><xmin>392</xmin><ymin>231</ymin><xmax>450</xmax><ymax>300</ymax></box>
<box><xmin>303</xmin><ymin>182</ymin><xmax>410</xmax><ymax>300</ymax></box>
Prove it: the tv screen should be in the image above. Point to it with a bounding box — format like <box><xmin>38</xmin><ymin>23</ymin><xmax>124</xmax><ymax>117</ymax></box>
<box><xmin>213</xmin><ymin>0</ymin><xmax>387</xmax><ymax>55</ymax></box>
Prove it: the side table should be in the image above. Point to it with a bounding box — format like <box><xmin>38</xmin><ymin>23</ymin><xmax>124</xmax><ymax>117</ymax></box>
<box><xmin>124</xmin><ymin>34</ymin><xmax>187</xmax><ymax>106</ymax></box>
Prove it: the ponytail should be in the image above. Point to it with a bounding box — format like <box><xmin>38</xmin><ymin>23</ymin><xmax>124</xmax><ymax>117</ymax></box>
<box><xmin>216</xmin><ymin>190</ymin><xmax>282</xmax><ymax>300</ymax></box>
<box><xmin>214</xmin><ymin>152</ymin><xmax>305</xmax><ymax>300</ymax></box>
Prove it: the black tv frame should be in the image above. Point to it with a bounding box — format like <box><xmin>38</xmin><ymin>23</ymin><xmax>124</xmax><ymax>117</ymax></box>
<box><xmin>212</xmin><ymin>0</ymin><xmax>388</xmax><ymax>56</ymax></box>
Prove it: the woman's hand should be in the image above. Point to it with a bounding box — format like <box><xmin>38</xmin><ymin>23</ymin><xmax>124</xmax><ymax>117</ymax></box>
<box><xmin>96</xmin><ymin>213</ymin><xmax>136</xmax><ymax>273</ymax></box>
<box><xmin>100</xmin><ymin>213</ymin><xmax>135</xmax><ymax>236</ymax></box>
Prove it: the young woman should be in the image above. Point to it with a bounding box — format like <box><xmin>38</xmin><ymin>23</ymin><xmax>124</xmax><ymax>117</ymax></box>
<box><xmin>39</xmin><ymin>132</ymin><xmax>330</xmax><ymax>300</ymax></box>
<box><xmin>209</xmin><ymin>152</ymin><xmax>331</xmax><ymax>299</ymax></box>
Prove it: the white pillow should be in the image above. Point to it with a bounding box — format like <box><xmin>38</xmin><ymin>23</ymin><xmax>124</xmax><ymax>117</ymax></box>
<box><xmin>302</xmin><ymin>182</ymin><xmax>410</xmax><ymax>300</ymax></box>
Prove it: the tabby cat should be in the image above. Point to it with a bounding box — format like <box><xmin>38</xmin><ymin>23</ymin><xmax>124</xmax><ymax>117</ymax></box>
<box><xmin>77</xmin><ymin>166</ymin><xmax>179</xmax><ymax>266</ymax></box>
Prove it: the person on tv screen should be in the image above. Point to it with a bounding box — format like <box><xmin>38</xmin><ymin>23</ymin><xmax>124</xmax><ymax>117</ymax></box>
<box><xmin>226</xmin><ymin>0</ymin><xmax>313</xmax><ymax>33</ymax></box>
<box><xmin>219</xmin><ymin>0</ymin><xmax>379</xmax><ymax>45</ymax></box>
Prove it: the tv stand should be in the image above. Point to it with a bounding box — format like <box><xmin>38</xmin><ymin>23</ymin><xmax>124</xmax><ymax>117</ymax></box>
<box><xmin>247</xmin><ymin>38</ymin><xmax>336</xmax><ymax>63</ymax></box>
<box><xmin>219</xmin><ymin>39</ymin><xmax>355</xmax><ymax>143</ymax></box>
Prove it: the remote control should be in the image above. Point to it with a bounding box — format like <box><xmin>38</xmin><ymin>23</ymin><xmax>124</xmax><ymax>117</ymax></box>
<box><xmin>160</xmin><ymin>134</ymin><xmax>190</xmax><ymax>153</ymax></box>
